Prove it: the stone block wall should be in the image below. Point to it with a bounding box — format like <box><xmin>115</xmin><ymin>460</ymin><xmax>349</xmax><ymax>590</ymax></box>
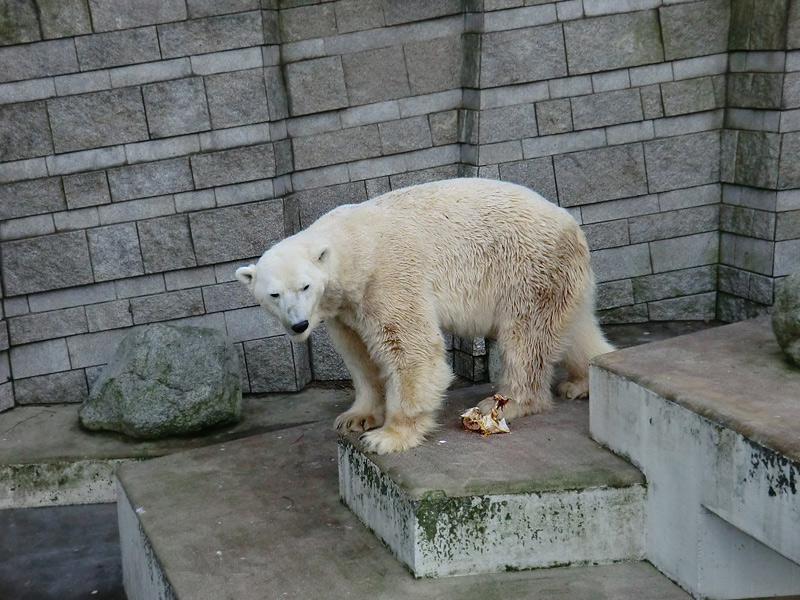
<box><xmin>0</xmin><ymin>0</ymin><xmax>798</xmax><ymax>407</ymax></box>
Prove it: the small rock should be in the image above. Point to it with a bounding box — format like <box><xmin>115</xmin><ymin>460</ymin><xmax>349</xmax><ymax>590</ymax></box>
<box><xmin>772</xmin><ymin>267</ymin><xmax>800</xmax><ymax>368</ymax></box>
<box><xmin>79</xmin><ymin>324</ymin><xmax>242</xmax><ymax>439</ymax></box>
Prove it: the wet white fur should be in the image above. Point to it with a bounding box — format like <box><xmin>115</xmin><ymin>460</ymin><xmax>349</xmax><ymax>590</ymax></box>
<box><xmin>236</xmin><ymin>178</ymin><xmax>614</xmax><ymax>454</ymax></box>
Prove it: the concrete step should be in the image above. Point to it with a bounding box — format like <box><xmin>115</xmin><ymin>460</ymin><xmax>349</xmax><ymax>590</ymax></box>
<box><xmin>116</xmin><ymin>414</ymin><xmax>690</xmax><ymax>600</ymax></box>
<box><xmin>591</xmin><ymin>318</ymin><xmax>800</xmax><ymax>600</ymax></box>
<box><xmin>339</xmin><ymin>384</ymin><xmax>647</xmax><ymax>577</ymax></box>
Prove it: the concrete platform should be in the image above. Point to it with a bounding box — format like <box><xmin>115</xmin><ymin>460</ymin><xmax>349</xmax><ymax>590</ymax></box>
<box><xmin>0</xmin><ymin>387</ymin><xmax>352</xmax><ymax>509</ymax></box>
<box><xmin>339</xmin><ymin>384</ymin><xmax>646</xmax><ymax>577</ymax></box>
<box><xmin>117</xmin><ymin>416</ymin><xmax>689</xmax><ymax>600</ymax></box>
<box><xmin>591</xmin><ymin>318</ymin><xmax>800</xmax><ymax>599</ymax></box>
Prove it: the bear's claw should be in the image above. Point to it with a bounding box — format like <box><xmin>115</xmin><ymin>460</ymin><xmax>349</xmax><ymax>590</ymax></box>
<box><xmin>556</xmin><ymin>379</ymin><xmax>589</xmax><ymax>399</ymax></box>
<box><xmin>334</xmin><ymin>411</ymin><xmax>383</xmax><ymax>433</ymax></box>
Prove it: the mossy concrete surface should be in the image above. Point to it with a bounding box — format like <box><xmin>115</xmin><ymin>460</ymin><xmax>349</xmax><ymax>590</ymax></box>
<box><xmin>117</xmin><ymin>418</ymin><xmax>688</xmax><ymax>600</ymax></box>
<box><xmin>339</xmin><ymin>385</ymin><xmax>646</xmax><ymax>577</ymax></box>
<box><xmin>0</xmin><ymin>386</ymin><xmax>351</xmax><ymax>509</ymax></box>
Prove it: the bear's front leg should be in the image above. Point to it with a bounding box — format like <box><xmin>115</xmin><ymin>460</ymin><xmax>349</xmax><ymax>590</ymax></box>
<box><xmin>359</xmin><ymin>323</ymin><xmax>453</xmax><ymax>454</ymax></box>
<box><xmin>326</xmin><ymin>317</ymin><xmax>386</xmax><ymax>433</ymax></box>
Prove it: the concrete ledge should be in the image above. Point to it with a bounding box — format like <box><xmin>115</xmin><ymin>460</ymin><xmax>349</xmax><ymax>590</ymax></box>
<box><xmin>339</xmin><ymin>385</ymin><xmax>647</xmax><ymax>577</ymax></box>
<box><xmin>591</xmin><ymin>318</ymin><xmax>800</xmax><ymax>599</ymax></box>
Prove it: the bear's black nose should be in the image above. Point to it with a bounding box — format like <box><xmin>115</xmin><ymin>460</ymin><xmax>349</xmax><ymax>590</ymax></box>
<box><xmin>291</xmin><ymin>320</ymin><xmax>309</xmax><ymax>334</ymax></box>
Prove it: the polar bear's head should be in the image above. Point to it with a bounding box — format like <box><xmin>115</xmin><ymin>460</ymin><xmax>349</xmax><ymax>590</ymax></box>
<box><xmin>236</xmin><ymin>240</ymin><xmax>331</xmax><ymax>342</ymax></box>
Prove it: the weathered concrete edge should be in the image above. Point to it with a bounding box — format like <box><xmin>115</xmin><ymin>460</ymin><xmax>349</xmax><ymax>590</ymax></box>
<box><xmin>0</xmin><ymin>457</ymin><xmax>141</xmax><ymax>510</ymax></box>
<box><xmin>117</xmin><ymin>479</ymin><xmax>177</xmax><ymax>600</ymax></box>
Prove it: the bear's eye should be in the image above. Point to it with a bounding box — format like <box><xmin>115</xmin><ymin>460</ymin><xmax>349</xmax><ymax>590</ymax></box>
<box><xmin>270</xmin><ymin>293</ymin><xmax>279</xmax><ymax>298</ymax></box>
<box><xmin>302</xmin><ymin>284</ymin><xmax>310</xmax><ymax>291</ymax></box>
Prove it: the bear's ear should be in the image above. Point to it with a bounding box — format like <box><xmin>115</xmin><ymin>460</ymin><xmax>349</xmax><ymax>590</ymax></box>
<box><xmin>315</xmin><ymin>245</ymin><xmax>331</xmax><ymax>263</ymax></box>
<box><xmin>235</xmin><ymin>265</ymin><xmax>256</xmax><ymax>286</ymax></box>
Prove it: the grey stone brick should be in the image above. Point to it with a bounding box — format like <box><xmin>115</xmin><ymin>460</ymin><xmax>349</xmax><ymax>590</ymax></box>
<box><xmin>75</xmin><ymin>27</ymin><xmax>160</xmax><ymax>71</ymax></box>
<box><xmin>54</xmin><ymin>70</ymin><xmax>111</xmax><ymax>96</ymax></box>
<box><xmin>334</xmin><ymin>0</ymin><xmax>385</xmax><ymax>34</ymax></box>
<box><xmin>650</xmin><ymin>231</ymin><xmax>719</xmax><ymax>273</ymax></box>
<box><xmin>718</xmin><ymin>264</ymin><xmax>750</xmax><ymax>296</ymax></box>
<box><xmin>190</xmin><ymin>200</ymin><xmax>284</xmax><ymax>264</ymax></box>
<box><xmin>555</xmin><ymin>144</ymin><xmax>648</xmax><ymax>207</ymax></box>
<box><xmin>591</xmin><ymin>243</ymin><xmax>652</xmax><ymax>283</ymax></box>
<box><xmin>0</xmin><ymin>214</ymin><xmax>55</xmax><ymax>241</ymax></box>
<box><xmin>571</xmin><ymin>89</ymin><xmax>643</xmax><ymax>130</ymax></box>
<box><xmin>38</xmin><ymin>0</ymin><xmax>92</xmax><ymax>39</ymax></box>
<box><xmin>581</xmin><ymin>194</ymin><xmax>659</xmax><ymax>224</ymax></box>
<box><xmin>398</xmin><ymin>89</ymin><xmax>461</xmax><ymax>118</ymax></box>
<box><xmin>54</xmin><ymin>207</ymin><xmax>100</xmax><ymax>232</ymax></box>
<box><xmin>776</xmin><ymin>209</ymin><xmax>800</xmax><ymax>241</ymax></box>
<box><xmin>648</xmin><ymin>292</ymin><xmax>716</xmax><ymax>321</ymax></box>
<box><xmin>66</xmin><ymin>327</ymin><xmax>132</xmax><ymax>369</ymax></box>
<box><xmin>732</xmin><ymin>130</ymin><xmax>781</xmax><ymax>189</ymax></box>
<box><xmin>591</xmin><ymin>69</ymin><xmax>631</xmax><ymax>93</ymax></box>
<box><xmin>137</xmin><ymin>215</ymin><xmax>197</xmax><ymax>273</ymax></box>
<box><xmin>187</xmin><ymin>0</ymin><xmax>259</xmax><ymax>18</ymax></box>
<box><xmin>661</xmin><ymin>77</ymin><xmax>718</xmax><ymax>116</ymax></box>
<box><xmin>174</xmin><ymin>189</ymin><xmax>216</xmax><ymax>213</ymax></box>
<box><xmin>280</xmin><ymin>3</ymin><xmax>336</xmax><ymax>42</ymax></box>
<box><xmin>224</xmin><ymin>306</ymin><xmax>282</xmax><ymax>342</ymax></box>
<box><xmin>0</xmin><ymin>177</ymin><xmax>65</xmax><ymax>221</ymax></box>
<box><xmin>477</xmin><ymin>140</ymin><xmax>523</xmax><ymax>165</ymax></box>
<box><xmin>0</xmin><ymin>381</ymin><xmax>12</xmax><ymax>411</ymax></box>
<box><xmin>8</xmin><ymin>306</ymin><xmax>88</xmax><ymax>345</ymax></box>
<box><xmin>114</xmin><ymin>273</ymin><xmax>165</xmax><ymax>299</ymax></box>
<box><xmin>629</xmin><ymin>205</ymin><xmax>719</xmax><ymax>244</ymax></box>
<box><xmin>522</xmin><ymin>128</ymin><xmax>606</xmax><ymax>159</ymax></box>
<box><xmin>292</xmin><ymin>181</ymin><xmax>367</xmax><ymax>227</ymax></box>
<box><xmin>14</xmin><ymin>370</ymin><xmax>88</xmax><ymax>404</ymax></box>
<box><xmin>87</xmin><ymin>222</ymin><xmax>144</xmax><ymax>281</ymax></box>
<box><xmin>645</xmin><ymin>131</ymin><xmax>720</xmax><ymax>193</ymax></box>
<box><xmin>383</xmin><ymin>0</ymin><xmax>461</xmax><ymax>25</ymax></box>
<box><xmin>190</xmin><ymin>46</ymin><xmax>264</xmax><ymax>76</ymax></box>
<box><xmin>630</xmin><ymin>63</ymin><xmax>673</xmax><ymax>87</ymax></box>
<box><xmin>291</xmin><ymin>164</ymin><xmax>350</xmax><ymax>194</ymax></box>
<box><xmin>4</xmin><ymin>297</ymin><xmax>30</xmax><ymax>317</ymax></box>
<box><xmin>47</xmin><ymin>147</ymin><xmax>127</xmax><ymax>177</ymax></box>
<box><xmin>748</xmin><ymin>273</ymin><xmax>773</xmax><ymax>304</ymax></box>
<box><xmin>205</xmin><ymin>69</ymin><xmax>269</xmax><ymax>129</ymax></box>
<box><xmin>293</xmin><ymin>125</ymin><xmax>381</xmax><ymax>170</ymax></box>
<box><xmin>564</xmin><ymin>11</ymin><xmax>663</xmax><ymax>75</ymax></box>
<box><xmin>536</xmin><ymin>99</ymin><xmax>573</xmax><ymax>135</ymax></box>
<box><xmin>479</xmin><ymin>104</ymin><xmax>538</xmax><ymax>144</ymax></box>
<box><xmin>596</xmin><ymin>280</ymin><xmax>634</xmax><ymax>311</ymax></box>
<box><xmin>243</xmin><ymin>335</ymin><xmax>308</xmax><ymax>392</ymax></box>
<box><xmin>284</xmin><ymin>57</ymin><xmax>348</xmax><ymax>117</ymax></box>
<box><xmin>481</xmin><ymin>25</ymin><xmax>566</xmax><ymax>88</ymax></box>
<box><xmin>775</xmin><ymin>239</ymin><xmax>800</xmax><ymax>276</ymax></box>
<box><xmin>0</xmin><ymin>39</ymin><xmax>78</xmax><ymax>84</ymax></box>
<box><xmin>202</xmin><ymin>281</ymin><xmax>256</xmax><ymax>313</ymax></box>
<box><xmin>108</xmin><ymin>158</ymin><xmax>194</xmax><ymax>202</ymax></box>
<box><xmin>130</xmin><ymin>288</ymin><xmax>205</xmax><ymax>325</ymax></box>
<box><xmin>640</xmin><ymin>84</ymin><xmax>664</xmax><ymax>120</ymax></box>
<box><xmin>0</xmin><ymin>101</ymin><xmax>53</xmax><ymax>162</ymax></box>
<box><xmin>27</xmin><ymin>281</ymin><xmax>116</xmax><ymax>313</ymax></box>
<box><xmin>581</xmin><ymin>219</ymin><xmax>630</xmax><ymax>250</ymax></box>
<box><xmin>63</xmin><ymin>172</ymin><xmax>111</xmax><ymax>210</ymax></box>
<box><xmin>429</xmin><ymin>111</ymin><xmax>458</xmax><ymax>146</ymax></box>
<box><xmin>310</xmin><ymin>323</ymin><xmax>349</xmax><ymax>380</ymax></box>
<box><xmin>348</xmin><ymin>154</ymin><xmax>408</xmax><ymax>181</ymax></box>
<box><xmin>88</xmin><ymin>0</ymin><xmax>186</xmax><ymax>31</ymax></box>
<box><xmin>199</xmin><ymin>123</ymin><xmax>271</xmax><ymax>152</ymax></box>
<box><xmin>9</xmin><ymin>338</ymin><xmax>71</xmax><ymax>379</ymax></box>
<box><xmin>158</xmin><ymin>12</ymin><xmax>263</xmax><ymax>59</ymax></box>
<box><xmin>343</xmin><ymin>46</ymin><xmax>411</xmax><ymax>105</ymax></box>
<box><xmin>672</xmin><ymin>54</ymin><xmax>727</xmax><ymax>80</ymax></box>
<box><xmin>659</xmin><ymin>184</ymin><xmax>721</xmax><ymax>212</ymax></box>
<box><xmin>2</xmin><ymin>231</ymin><xmax>94</xmax><ymax>296</ymax></box>
<box><xmin>109</xmin><ymin>57</ymin><xmax>192</xmax><ymax>88</ymax></box>
<box><xmin>191</xmin><ymin>144</ymin><xmax>275</xmax><ymax>189</ymax></box>
<box><xmin>378</xmin><ymin>116</ymin><xmax>432</xmax><ymax>155</ymax></box>
<box><xmin>215</xmin><ymin>179</ymin><xmax>274</xmax><ymax>207</ymax></box>
<box><xmin>660</xmin><ymin>0</ymin><xmax>730</xmax><ymax>61</ymax></box>
<box><xmin>727</xmin><ymin>73</ymin><xmax>784</xmax><ymax>109</ymax></box>
<box><xmin>98</xmin><ymin>196</ymin><xmax>176</xmax><ymax>226</ymax></box>
<box><xmin>0</xmin><ymin>78</ymin><xmax>56</xmax><ymax>106</ymax></box>
<box><xmin>606</xmin><ymin>121</ymin><xmax>655</xmax><ymax>146</ymax></box>
<box><xmin>498</xmin><ymin>157</ymin><xmax>557</xmax><ymax>201</ymax></box>
<box><xmin>125</xmin><ymin>135</ymin><xmax>201</xmax><ymax>165</ymax></box>
<box><xmin>143</xmin><ymin>77</ymin><xmax>211</xmax><ymax>139</ymax></box>
<box><xmin>784</xmin><ymin>72</ymin><xmax>800</xmax><ymax>110</ymax></box>
<box><xmin>405</xmin><ymin>35</ymin><xmax>463</xmax><ymax>95</ymax></box>
<box><xmin>164</xmin><ymin>266</ymin><xmax>215</xmax><ymax>291</ymax></box>
<box><xmin>778</xmin><ymin>131</ymin><xmax>800</xmax><ymax>189</ymax></box>
<box><xmin>729</xmin><ymin>0</ymin><xmax>789</xmax><ymax>51</ymax></box>
<box><xmin>86</xmin><ymin>299</ymin><xmax>132</xmax><ymax>332</ymax></box>
<box><xmin>264</xmin><ymin>65</ymin><xmax>289</xmax><ymax>120</ymax></box>
<box><xmin>720</xmin><ymin>205</ymin><xmax>775</xmax><ymax>239</ymax></box>
<box><xmin>48</xmin><ymin>88</ymin><xmax>148</xmax><ymax>154</ymax></box>
<box><xmin>0</xmin><ymin>0</ymin><xmax>40</xmax><ymax>45</ymax></box>
<box><xmin>632</xmin><ymin>265</ymin><xmax>717</xmax><ymax>303</ymax></box>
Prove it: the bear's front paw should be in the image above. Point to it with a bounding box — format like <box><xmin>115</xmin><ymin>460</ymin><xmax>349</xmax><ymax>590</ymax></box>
<box><xmin>556</xmin><ymin>379</ymin><xmax>589</xmax><ymax>400</ymax></box>
<box><xmin>334</xmin><ymin>410</ymin><xmax>384</xmax><ymax>433</ymax></box>
<box><xmin>359</xmin><ymin>427</ymin><xmax>425</xmax><ymax>454</ymax></box>
<box><xmin>477</xmin><ymin>396</ymin><xmax>533</xmax><ymax>421</ymax></box>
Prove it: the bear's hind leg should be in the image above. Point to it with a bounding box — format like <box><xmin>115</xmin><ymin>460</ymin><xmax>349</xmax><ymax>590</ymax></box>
<box><xmin>327</xmin><ymin>317</ymin><xmax>386</xmax><ymax>433</ymax></box>
<box><xmin>359</xmin><ymin>324</ymin><xmax>452</xmax><ymax>454</ymax></box>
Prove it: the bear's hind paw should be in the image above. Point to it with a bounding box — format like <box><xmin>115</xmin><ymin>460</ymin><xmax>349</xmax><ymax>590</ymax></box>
<box><xmin>556</xmin><ymin>379</ymin><xmax>589</xmax><ymax>400</ymax></box>
<box><xmin>359</xmin><ymin>427</ymin><xmax>425</xmax><ymax>454</ymax></box>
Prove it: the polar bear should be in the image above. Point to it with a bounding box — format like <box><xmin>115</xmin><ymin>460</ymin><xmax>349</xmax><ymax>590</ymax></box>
<box><xmin>236</xmin><ymin>178</ymin><xmax>614</xmax><ymax>454</ymax></box>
